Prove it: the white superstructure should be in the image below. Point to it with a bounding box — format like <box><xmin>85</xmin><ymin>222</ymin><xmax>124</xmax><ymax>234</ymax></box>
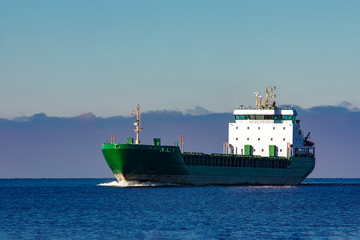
<box><xmin>228</xmin><ymin>87</ymin><xmax>314</xmax><ymax>158</ymax></box>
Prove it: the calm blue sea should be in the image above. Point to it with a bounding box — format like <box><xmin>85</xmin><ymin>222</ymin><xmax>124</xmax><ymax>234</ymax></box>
<box><xmin>1</xmin><ymin>178</ymin><xmax>359</xmax><ymax>239</ymax></box>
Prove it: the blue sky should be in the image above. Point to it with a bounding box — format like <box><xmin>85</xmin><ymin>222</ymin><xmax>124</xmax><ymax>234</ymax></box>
<box><xmin>1</xmin><ymin>0</ymin><xmax>360</xmax><ymax>118</ymax></box>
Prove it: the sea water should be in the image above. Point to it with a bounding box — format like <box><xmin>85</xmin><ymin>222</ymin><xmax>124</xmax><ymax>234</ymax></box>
<box><xmin>1</xmin><ymin>178</ymin><xmax>359</xmax><ymax>239</ymax></box>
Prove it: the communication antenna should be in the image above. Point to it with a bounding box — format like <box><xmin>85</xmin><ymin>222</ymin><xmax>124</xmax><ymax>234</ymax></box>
<box><xmin>236</xmin><ymin>89</ymin><xmax>238</xmax><ymax>109</ymax></box>
<box><xmin>264</xmin><ymin>86</ymin><xmax>277</xmax><ymax>109</ymax></box>
<box><xmin>253</xmin><ymin>92</ymin><xmax>260</xmax><ymax>109</ymax></box>
<box><xmin>259</xmin><ymin>95</ymin><xmax>263</xmax><ymax>108</ymax></box>
<box><xmin>270</xmin><ymin>86</ymin><xmax>277</xmax><ymax>108</ymax></box>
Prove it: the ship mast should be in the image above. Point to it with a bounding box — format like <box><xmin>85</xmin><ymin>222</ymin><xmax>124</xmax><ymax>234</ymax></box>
<box><xmin>259</xmin><ymin>87</ymin><xmax>276</xmax><ymax>109</ymax></box>
<box><xmin>134</xmin><ymin>104</ymin><xmax>143</xmax><ymax>144</ymax></box>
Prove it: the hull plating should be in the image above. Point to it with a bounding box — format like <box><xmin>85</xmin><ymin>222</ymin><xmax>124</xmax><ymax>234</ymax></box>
<box><xmin>102</xmin><ymin>144</ymin><xmax>315</xmax><ymax>186</ymax></box>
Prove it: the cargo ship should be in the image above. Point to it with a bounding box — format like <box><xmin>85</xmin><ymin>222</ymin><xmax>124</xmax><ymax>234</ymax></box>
<box><xmin>102</xmin><ymin>87</ymin><xmax>315</xmax><ymax>185</ymax></box>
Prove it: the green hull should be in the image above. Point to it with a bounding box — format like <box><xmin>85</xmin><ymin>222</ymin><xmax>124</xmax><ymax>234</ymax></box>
<box><xmin>102</xmin><ymin>144</ymin><xmax>315</xmax><ymax>185</ymax></box>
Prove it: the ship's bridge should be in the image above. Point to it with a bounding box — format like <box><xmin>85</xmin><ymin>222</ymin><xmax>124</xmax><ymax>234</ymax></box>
<box><xmin>233</xmin><ymin>109</ymin><xmax>297</xmax><ymax>121</ymax></box>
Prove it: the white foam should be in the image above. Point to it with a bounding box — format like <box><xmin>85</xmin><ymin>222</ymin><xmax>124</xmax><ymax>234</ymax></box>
<box><xmin>97</xmin><ymin>180</ymin><xmax>182</xmax><ymax>188</ymax></box>
<box><xmin>249</xmin><ymin>185</ymin><xmax>294</xmax><ymax>189</ymax></box>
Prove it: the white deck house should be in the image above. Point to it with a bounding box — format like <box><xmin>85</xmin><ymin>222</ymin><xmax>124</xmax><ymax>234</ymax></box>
<box><xmin>228</xmin><ymin>88</ymin><xmax>314</xmax><ymax>158</ymax></box>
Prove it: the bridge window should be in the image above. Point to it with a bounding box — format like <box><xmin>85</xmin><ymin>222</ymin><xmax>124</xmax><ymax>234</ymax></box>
<box><xmin>264</xmin><ymin>115</ymin><xmax>274</xmax><ymax>120</ymax></box>
<box><xmin>236</xmin><ymin>115</ymin><xmax>295</xmax><ymax>121</ymax></box>
<box><xmin>282</xmin><ymin>115</ymin><xmax>294</xmax><ymax>120</ymax></box>
<box><xmin>235</xmin><ymin>115</ymin><xmax>246</xmax><ymax>120</ymax></box>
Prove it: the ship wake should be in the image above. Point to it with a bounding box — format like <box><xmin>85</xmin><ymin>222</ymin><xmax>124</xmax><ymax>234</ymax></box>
<box><xmin>97</xmin><ymin>180</ymin><xmax>183</xmax><ymax>188</ymax></box>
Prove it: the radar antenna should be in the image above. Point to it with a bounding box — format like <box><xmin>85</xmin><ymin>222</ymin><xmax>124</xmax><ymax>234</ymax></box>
<box><xmin>264</xmin><ymin>87</ymin><xmax>277</xmax><ymax>109</ymax></box>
